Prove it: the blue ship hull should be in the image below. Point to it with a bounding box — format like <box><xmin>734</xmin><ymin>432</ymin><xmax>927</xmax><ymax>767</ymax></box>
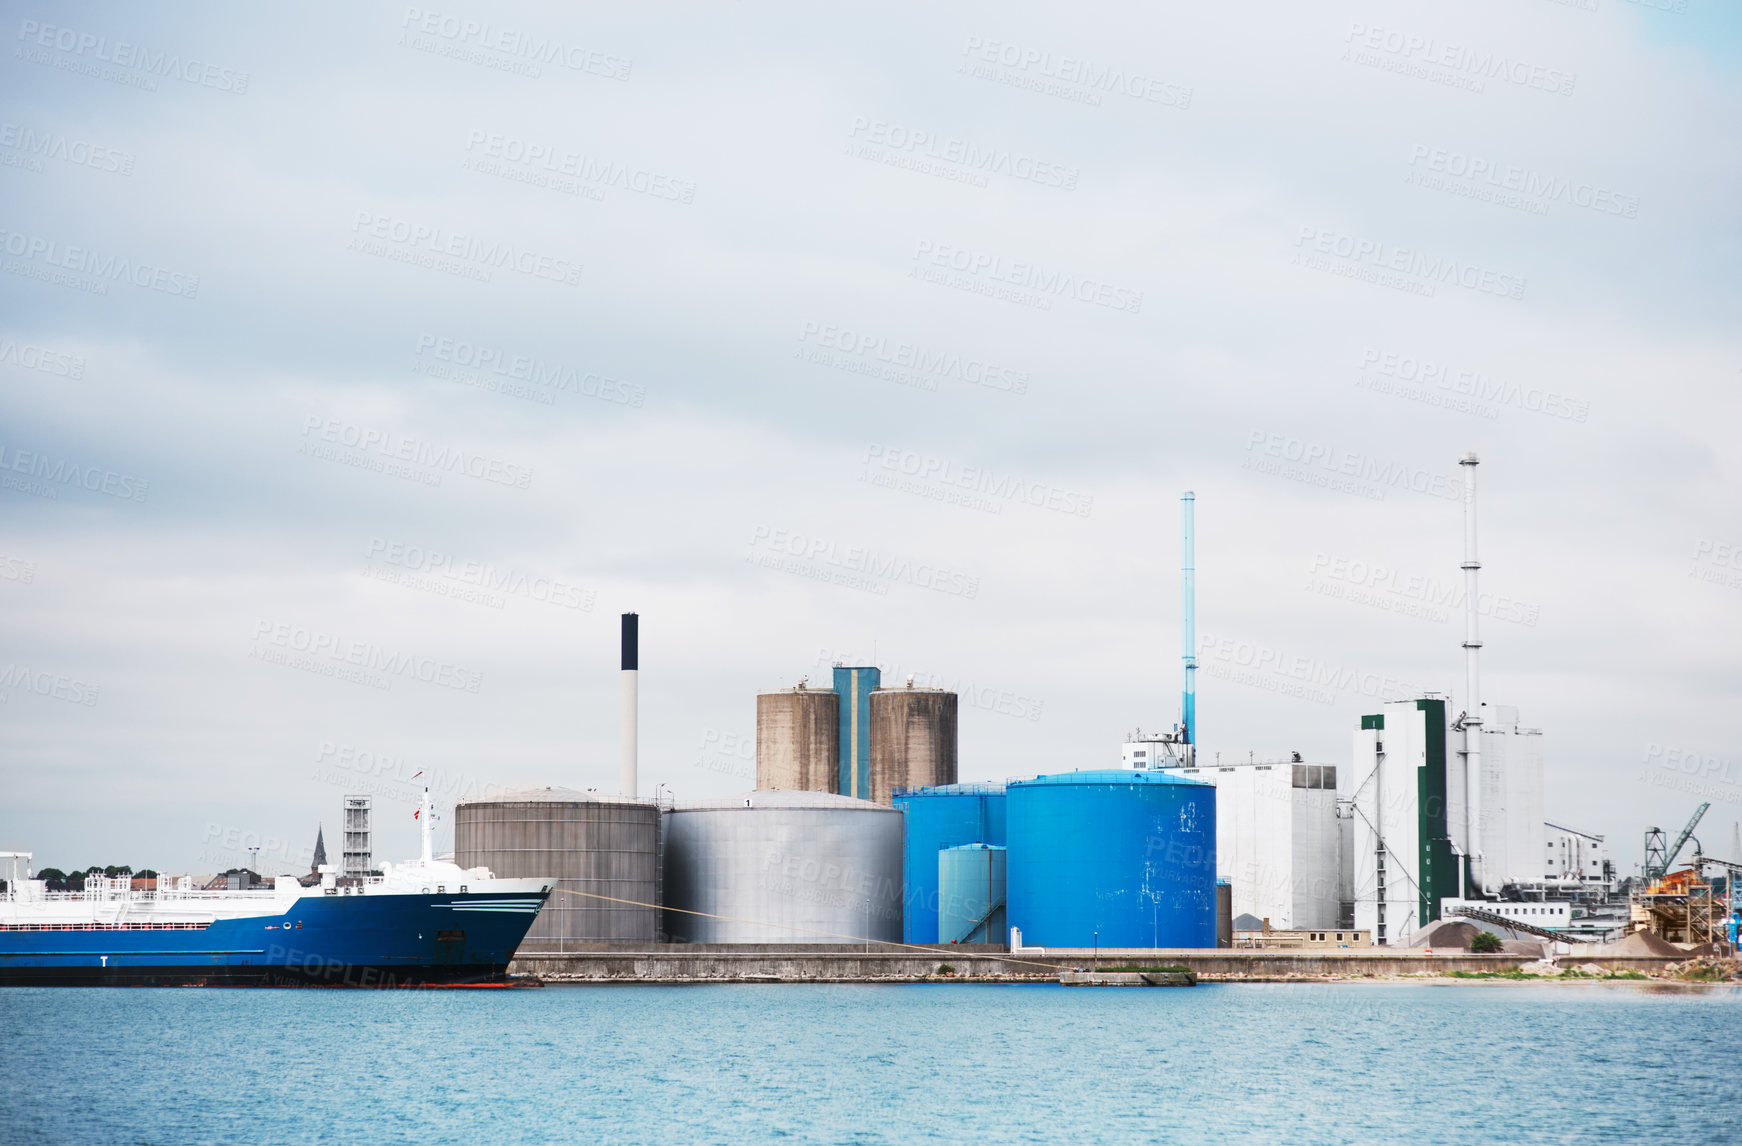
<box><xmin>0</xmin><ymin>891</ymin><xmax>550</xmax><ymax>987</ymax></box>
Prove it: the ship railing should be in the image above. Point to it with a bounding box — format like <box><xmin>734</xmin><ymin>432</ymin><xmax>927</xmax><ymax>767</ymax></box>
<box><xmin>39</xmin><ymin>888</ymin><xmax>287</xmax><ymax>903</ymax></box>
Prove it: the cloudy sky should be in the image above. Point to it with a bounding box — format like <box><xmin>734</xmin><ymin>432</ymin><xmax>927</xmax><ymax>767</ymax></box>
<box><xmin>2</xmin><ymin>0</ymin><xmax>1738</xmax><ymax>877</ymax></box>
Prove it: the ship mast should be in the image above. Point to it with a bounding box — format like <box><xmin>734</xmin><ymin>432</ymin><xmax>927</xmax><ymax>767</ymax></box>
<box><xmin>419</xmin><ymin>787</ymin><xmax>434</xmax><ymax>867</ymax></box>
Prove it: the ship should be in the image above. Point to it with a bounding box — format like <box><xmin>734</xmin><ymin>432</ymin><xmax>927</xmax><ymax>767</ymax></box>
<box><xmin>0</xmin><ymin>789</ymin><xmax>552</xmax><ymax>987</ymax></box>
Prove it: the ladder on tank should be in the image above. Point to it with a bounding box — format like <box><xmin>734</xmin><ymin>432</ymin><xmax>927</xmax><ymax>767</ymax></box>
<box><xmin>949</xmin><ymin>897</ymin><xmax>1006</xmax><ymax>945</ymax></box>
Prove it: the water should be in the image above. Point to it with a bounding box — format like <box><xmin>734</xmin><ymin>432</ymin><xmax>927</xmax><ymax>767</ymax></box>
<box><xmin>2</xmin><ymin>982</ymin><xmax>1738</xmax><ymax>1145</ymax></box>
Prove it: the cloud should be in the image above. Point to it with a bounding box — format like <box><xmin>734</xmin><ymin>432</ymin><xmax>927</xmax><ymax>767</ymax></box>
<box><xmin>1</xmin><ymin>0</ymin><xmax>1738</xmax><ymax>873</ymax></box>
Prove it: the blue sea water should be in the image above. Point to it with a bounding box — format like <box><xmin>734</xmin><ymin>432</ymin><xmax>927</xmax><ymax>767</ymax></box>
<box><xmin>2</xmin><ymin>982</ymin><xmax>1738</xmax><ymax>1145</ymax></box>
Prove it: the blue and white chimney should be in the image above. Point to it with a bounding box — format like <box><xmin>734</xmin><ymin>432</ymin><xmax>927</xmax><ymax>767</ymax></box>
<box><xmin>1181</xmin><ymin>491</ymin><xmax>1196</xmax><ymax>757</ymax></box>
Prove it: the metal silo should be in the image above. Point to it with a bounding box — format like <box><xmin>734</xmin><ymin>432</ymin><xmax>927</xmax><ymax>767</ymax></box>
<box><xmin>893</xmin><ymin>782</ymin><xmax>1006</xmax><ymax>943</ymax></box>
<box><xmin>869</xmin><ymin>687</ymin><xmax>957</xmax><ymax>805</ymax></box>
<box><xmin>1007</xmin><ymin>770</ymin><xmax>1217</xmax><ymax>949</ymax></box>
<box><xmin>756</xmin><ymin>686</ymin><xmax>840</xmax><ymax>793</ymax></box>
<box><xmin>662</xmin><ymin>790</ymin><xmax>902</xmax><ymax>944</ymax></box>
<box><xmin>939</xmin><ymin>844</ymin><xmax>1005</xmax><ymax>945</ymax></box>
<box><xmin>454</xmin><ymin>787</ymin><xmax>660</xmax><ymax>948</ymax></box>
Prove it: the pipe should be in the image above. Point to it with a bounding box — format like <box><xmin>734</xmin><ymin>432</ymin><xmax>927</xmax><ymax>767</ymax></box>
<box><xmin>1182</xmin><ymin>492</ymin><xmax>1196</xmax><ymax>759</ymax></box>
<box><xmin>1459</xmin><ymin>455</ymin><xmax>1484</xmax><ymax>895</ymax></box>
<box><xmin>621</xmin><ymin>612</ymin><xmax>638</xmax><ymax>798</ymax></box>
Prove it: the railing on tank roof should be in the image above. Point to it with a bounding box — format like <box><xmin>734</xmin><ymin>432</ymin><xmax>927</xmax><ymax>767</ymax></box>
<box><xmin>891</xmin><ymin>781</ymin><xmax>1007</xmax><ymax>799</ymax></box>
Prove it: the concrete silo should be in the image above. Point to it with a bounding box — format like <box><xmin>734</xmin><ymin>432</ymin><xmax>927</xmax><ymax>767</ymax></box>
<box><xmin>869</xmin><ymin>686</ymin><xmax>957</xmax><ymax>805</ymax></box>
<box><xmin>755</xmin><ymin>686</ymin><xmax>840</xmax><ymax>793</ymax></box>
<box><xmin>454</xmin><ymin>787</ymin><xmax>661</xmax><ymax>948</ymax></box>
<box><xmin>662</xmin><ymin>790</ymin><xmax>903</xmax><ymax>944</ymax></box>
<box><xmin>1006</xmin><ymin>770</ymin><xmax>1217</xmax><ymax>949</ymax></box>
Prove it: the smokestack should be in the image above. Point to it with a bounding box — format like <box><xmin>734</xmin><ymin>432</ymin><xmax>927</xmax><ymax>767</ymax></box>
<box><xmin>1181</xmin><ymin>491</ymin><xmax>1196</xmax><ymax>759</ymax></box>
<box><xmin>1459</xmin><ymin>455</ymin><xmax>1484</xmax><ymax>895</ymax></box>
<box><xmin>621</xmin><ymin>612</ymin><xmax>638</xmax><ymax>798</ymax></box>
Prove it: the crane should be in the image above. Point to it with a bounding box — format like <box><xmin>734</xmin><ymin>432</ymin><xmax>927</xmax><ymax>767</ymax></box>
<box><xmin>1643</xmin><ymin>803</ymin><xmax>1710</xmax><ymax>882</ymax></box>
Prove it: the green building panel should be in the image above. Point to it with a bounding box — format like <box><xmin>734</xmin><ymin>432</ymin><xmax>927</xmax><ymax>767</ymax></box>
<box><xmin>1414</xmin><ymin>697</ymin><xmax>1459</xmax><ymax>923</ymax></box>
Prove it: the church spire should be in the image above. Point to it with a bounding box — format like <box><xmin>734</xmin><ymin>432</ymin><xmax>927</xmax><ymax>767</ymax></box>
<box><xmin>311</xmin><ymin>824</ymin><xmax>327</xmax><ymax>871</ymax></box>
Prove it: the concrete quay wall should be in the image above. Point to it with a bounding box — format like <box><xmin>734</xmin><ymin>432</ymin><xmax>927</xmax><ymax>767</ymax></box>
<box><xmin>509</xmin><ymin>944</ymin><xmax>1680</xmax><ymax>983</ymax></box>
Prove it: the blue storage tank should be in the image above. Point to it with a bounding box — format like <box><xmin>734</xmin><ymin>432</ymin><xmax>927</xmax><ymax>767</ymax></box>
<box><xmin>939</xmin><ymin>844</ymin><xmax>1006</xmax><ymax>945</ymax></box>
<box><xmin>893</xmin><ymin>782</ymin><xmax>1006</xmax><ymax>943</ymax></box>
<box><xmin>1007</xmin><ymin>770</ymin><xmax>1216</xmax><ymax>949</ymax></box>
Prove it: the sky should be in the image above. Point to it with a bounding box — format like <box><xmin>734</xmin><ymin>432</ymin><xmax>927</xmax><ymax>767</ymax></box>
<box><xmin>1</xmin><ymin>0</ymin><xmax>1738</xmax><ymax>878</ymax></box>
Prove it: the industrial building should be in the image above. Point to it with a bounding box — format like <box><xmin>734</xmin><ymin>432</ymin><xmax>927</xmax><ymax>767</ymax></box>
<box><xmin>1124</xmin><ymin>493</ymin><xmax>1343</xmax><ymax>933</ymax></box>
<box><xmin>662</xmin><ymin>789</ymin><xmax>903</xmax><ymax>944</ymax></box>
<box><xmin>1161</xmin><ymin>757</ymin><xmax>1345</xmax><ymax>931</ymax></box>
<box><xmin>454</xmin><ymin>787</ymin><xmax>661</xmax><ymax>948</ymax></box>
<box><xmin>756</xmin><ymin>666</ymin><xmax>956</xmax><ymax>805</ymax></box>
<box><xmin>1438</xmin><ymin>898</ymin><xmax>1570</xmax><ymax>932</ymax></box>
<box><xmin>1231</xmin><ymin>923</ymin><xmax>1372</xmax><ymax>949</ymax></box>
<box><xmin>1348</xmin><ymin>698</ymin><xmax>1460</xmax><ymax>945</ymax></box>
<box><xmin>1458</xmin><ymin>704</ymin><xmax>1547</xmax><ymax>896</ymax></box>
<box><xmin>1545</xmin><ymin>822</ymin><xmax>1613</xmax><ymax>894</ymax></box>
<box><xmin>1340</xmin><ymin>458</ymin><xmax>1611</xmax><ymax>941</ymax></box>
<box><xmin>464</xmin><ymin>455</ymin><xmax>1645</xmax><ymax>963</ymax></box>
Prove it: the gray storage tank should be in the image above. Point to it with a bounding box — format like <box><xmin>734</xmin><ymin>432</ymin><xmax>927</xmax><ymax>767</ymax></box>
<box><xmin>663</xmin><ymin>790</ymin><xmax>903</xmax><ymax>944</ymax></box>
<box><xmin>454</xmin><ymin>786</ymin><xmax>660</xmax><ymax>948</ymax></box>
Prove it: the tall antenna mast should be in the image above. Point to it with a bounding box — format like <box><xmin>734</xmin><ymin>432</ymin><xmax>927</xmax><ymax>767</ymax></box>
<box><xmin>1181</xmin><ymin>491</ymin><xmax>1197</xmax><ymax>763</ymax></box>
<box><xmin>1459</xmin><ymin>454</ymin><xmax>1484</xmax><ymax>895</ymax></box>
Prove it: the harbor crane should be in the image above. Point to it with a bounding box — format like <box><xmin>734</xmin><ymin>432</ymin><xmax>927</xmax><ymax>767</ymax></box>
<box><xmin>1643</xmin><ymin>803</ymin><xmax>1710</xmax><ymax>882</ymax></box>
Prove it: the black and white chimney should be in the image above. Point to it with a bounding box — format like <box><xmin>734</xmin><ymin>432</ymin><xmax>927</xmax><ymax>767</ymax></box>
<box><xmin>620</xmin><ymin>613</ymin><xmax>638</xmax><ymax>798</ymax></box>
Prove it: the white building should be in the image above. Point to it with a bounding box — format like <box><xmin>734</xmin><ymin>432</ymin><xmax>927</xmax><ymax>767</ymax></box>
<box><xmin>1130</xmin><ymin>734</ymin><xmax>1344</xmax><ymax>930</ymax></box>
<box><xmin>1454</xmin><ymin>704</ymin><xmax>1545</xmax><ymax>895</ymax></box>
<box><xmin>1440</xmin><ymin>898</ymin><xmax>1571</xmax><ymax>932</ymax></box>
<box><xmin>1544</xmin><ymin>821</ymin><xmax>1611</xmax><ymax>894</ymax></box>
<box><xmin>1120</xmin><ymin>728</ymin><xmax>1192</xmax><ymax>771</ymax></box>
<box><xmin>1349</xmin><ymin>698</ymin><xmax>1460</xmax><ymax>946</ymax></box>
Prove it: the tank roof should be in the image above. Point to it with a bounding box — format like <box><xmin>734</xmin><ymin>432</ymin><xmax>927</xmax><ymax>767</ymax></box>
<box><xmin>893</xmin><ymin>781</ymin><xmax>1006</xmax><ymax>798</ymax></box>
<box><xmin>456</xmin><ymin>786</ymin><xmax>652</xmax><ymax>807</ymax></box>
<box><xmin>673</xmin><ymin>789</ymin><xmax>896</xmax><ymax>812</ymax></box>
<box><xmin>1009</xmin><ymin>769</ymin><xmax>1213</xmax><ymax>789</ymax></box>
<box><xmin>940</xmin><ymin>842</ymin><xmax>1005</xmax><ymax>851</ymax></box>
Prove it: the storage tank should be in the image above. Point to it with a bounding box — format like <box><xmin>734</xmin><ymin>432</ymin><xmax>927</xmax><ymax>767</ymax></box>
<box><xmin>662</xmin><ymin>790</ymin><xmax>902</xmax><ymax>943</ymax></box>
<box><xmin>939</xmin><ymin>844</ymin><xmax>1005</xmax><ymax>945</ymax></box>
<box><xmin>869</xmin><ymin>687</ymin><xmax>957</xmax><ymax>805</ymax></box>
<box><xmin>1006</xmin><ymin>770</ymin><xmax>1216</xmax><ymax>948</ymax></box>
<box><xmin>454</xmin><ymin>787</ymin><xmax>660</xmax><ymax>947</ymax></box>
<box><xmin>756</xmin><ymin>686</ymin><xmax>840</xmax><ymax>793</ymax></box>
<box><xmin>1216</xmin><ymin>880</ymin><xmax>1233</xmax><ymax>948</ymax></box>
<box><xmin>893</xmin><ymin>782</ymin><xmax>1006</xmax><ymax>943</ymax></box>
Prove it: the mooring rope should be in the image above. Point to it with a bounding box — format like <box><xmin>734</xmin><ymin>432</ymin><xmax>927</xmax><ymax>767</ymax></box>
<box><xmin>548</xmin><ymin>887</ymin><xmax>1067</xmax><ymax>973</ymax></box>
